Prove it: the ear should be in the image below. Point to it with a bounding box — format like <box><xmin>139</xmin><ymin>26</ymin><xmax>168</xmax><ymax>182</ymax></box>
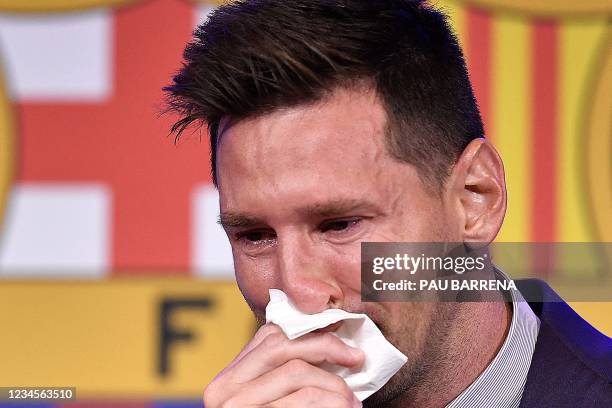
<box><xmin>446</xmin><ymin>138</ymin><xmax>507</xmax><ymax>244</ymax></box>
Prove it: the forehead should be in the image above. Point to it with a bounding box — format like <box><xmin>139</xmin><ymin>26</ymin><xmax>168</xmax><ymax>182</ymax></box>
<box><xmin>215</xmin><ymin>87</ymin><xmax>408</xmax><ymax>212</ymax></box>
<box><xmin>219</xmin><ymin>87</ymin><xmax>387</xmax><ymax>155</ymax></box>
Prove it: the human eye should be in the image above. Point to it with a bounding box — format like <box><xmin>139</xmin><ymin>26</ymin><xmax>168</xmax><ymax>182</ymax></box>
<box><xmin>234</xmin><ymin>229</ymin><xmax>277</xmax><ymax>252</ymax></box>
<box><xmin>319</xmin><ymin>218</ymin><xmax>362</xmax><ymax>234</ymax></box>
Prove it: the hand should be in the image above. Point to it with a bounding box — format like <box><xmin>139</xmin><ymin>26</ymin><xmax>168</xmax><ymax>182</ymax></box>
<box><xmin>203</xmin><ymin>323</ymin><xmax>365</xmax><ymax>407</ymax></box>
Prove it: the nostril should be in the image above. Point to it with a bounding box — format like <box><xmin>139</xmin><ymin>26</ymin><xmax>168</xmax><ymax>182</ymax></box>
<box><xmin>327</xmin><ymin>295</ymin><xmax>344</xmax><ymax>310</ymax></box>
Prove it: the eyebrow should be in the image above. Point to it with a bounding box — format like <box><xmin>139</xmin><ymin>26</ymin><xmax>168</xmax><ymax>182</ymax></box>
<box><xmin>218</xmin><ymin>198</ymin><xmax>379</xmax><ymax>229</ymax></box>
<box><xmin>298</xmin><ymin>198</ymin><xmax>377</xmax><ymax>218</ymax></box>
<box><xmin>217</xmin><ymin>213</ymin><xmax>262</xmax><ymax>229</ymax></box>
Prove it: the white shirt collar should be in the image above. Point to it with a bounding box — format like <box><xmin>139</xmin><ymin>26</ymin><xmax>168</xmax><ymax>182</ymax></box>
<box><xmin>446</xmin><ymin>268</ymin><xmax>541</xmax><ymax>408</ymax></box>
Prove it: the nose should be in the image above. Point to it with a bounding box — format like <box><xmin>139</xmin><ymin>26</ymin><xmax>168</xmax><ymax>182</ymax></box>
<box><xmin>276</xmin><ymin>231</ymin><xmax>344</xmax><ymax>314</ymax></box>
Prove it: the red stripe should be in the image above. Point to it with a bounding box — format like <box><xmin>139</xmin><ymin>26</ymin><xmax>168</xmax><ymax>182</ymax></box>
<box><xmin>111</xmin><ymin>0</ymin><xmax>203</xmax><ymax>274</ymax></box>
<box><xmin>18</xmin><ymin>0</ymin><xmax>209</xmax><ymax>274</ymax></box>
<box><xmin>531</xmin><ymin>21</ymin><xmax>558</xmax><ymax>243</ymax></box>
<box><xmin>466</xmin><ymin>8</ymin><xmax>492</xmax><ymax>140</ymax></box>
<box><xmin>530</xmin><ymin>21</ymin><xmax>558</xmax><ymax>279</ymax></box>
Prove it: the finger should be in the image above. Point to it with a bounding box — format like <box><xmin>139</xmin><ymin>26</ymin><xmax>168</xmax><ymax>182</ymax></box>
<box><xmin>236</xmin><ymin>359</ymin><xmax>357</xmax><ymax>405</ymax></box>
<box><xmin>220</xmin><ymin>324</ymin><xmax>284</xmax><ymax>375</ymax></box>
<box><xmin>203</xmin><ymin>324</ymin><xmax>288</xmax><ymax>406</ymax></box>
<box><xmin>231</xmin><ymin>324</ymin><xmax>283</xmax><ymax>365</ymax></box>
<box><xmin>231</xmin><ymin>331</ymin><xmax>365</xmax><ymax>382</ymax></box>
<box><xmin>268</xmin><ymin>386</ymin><xmax>361</xmax><ymax>408</ymax></box>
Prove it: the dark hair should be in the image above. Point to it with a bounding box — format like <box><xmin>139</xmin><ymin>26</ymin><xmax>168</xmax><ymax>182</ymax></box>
<box><xmin>164</xmin><ymin>0</ymin><xmax>484</xmax><ymax>190</ymax></box>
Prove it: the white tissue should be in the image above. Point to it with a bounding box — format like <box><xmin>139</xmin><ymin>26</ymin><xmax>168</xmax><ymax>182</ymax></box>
<box><xmin>265</xmin><ymin>289</ymin><xmax>408</xmax><ymax>401</ymax></box>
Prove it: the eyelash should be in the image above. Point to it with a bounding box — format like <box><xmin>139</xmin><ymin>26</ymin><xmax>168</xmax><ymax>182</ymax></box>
<box><xmin>319</xmin><ymin>218</ymin><xmax>362</xmax><ymax>233</ymax></box>
<box><xmin>234</xmin><ymin>218</ymin><xmax>363</xmax><ymax>244</ymax></box>
<box><xmin>235</xmin><ymin>230</ymin><xmax>276</xmax><ymax>244</ymax></box>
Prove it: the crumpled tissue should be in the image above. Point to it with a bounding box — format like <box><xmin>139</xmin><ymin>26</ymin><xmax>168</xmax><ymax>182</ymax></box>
<box><xmin>265</xmin><ymin>289</ymin><xmax>408</xmax><ymax>401</ymax></box>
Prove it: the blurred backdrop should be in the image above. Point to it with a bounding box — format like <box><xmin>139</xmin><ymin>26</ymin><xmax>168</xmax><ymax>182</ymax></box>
<box><xmin>0</xmin><ymin>0</ymin><xmax>609</xmax><ymax>406</ymax></box>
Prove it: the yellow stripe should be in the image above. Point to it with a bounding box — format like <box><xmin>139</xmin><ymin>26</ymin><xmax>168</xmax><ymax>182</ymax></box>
<box><xmin>556</xmin><ymin>20</ymin><xmax>609</xmax><ymax>280</ymax></box>
<box><xmin>584</xmin><ymin>29</ymin><xmax>612</xmax><ymax>244</ymax></box>
<box><xmin>0</xmin><ymin>0</ymin><xmax>138</xmax><ymax>12</ymax></box>
<box><xmin>439</xmin><ymin>0</ymin><xmax>467</xmax><ymax>51</ymax></box>
<box><xmin>558</xmin><ymin>19</ymin><xmax>608</xmax><ymax>243</ymax></box>
<box><xmin>0</xmin><ymin>59</ymin><xmax>13</xmax><ymax>229</ymax></box>
<box><xmin>0</xmin><ymin>280</ymin><xmax>253</xmax><ymax>398</ymax></box>
<box><xmin>491</xmin><ymin>13</ymin><xmax>531</xmax><ymax>243</ymax></box>
<box><xmin>569</xmin><ymin>302</ymin><xmax>612</xmax><ymax>337</ymax></box>
<box><xmin>0</xmin><ymin>0</ymin><xmax>225</xmax><ymax>12</ymax></box>
<box><xmin>456</xmin><ymin>0</ymin><xmax>611</xmax><ymax>18</ymax></box>
<box><xmin>193</xmin><ymin>0</ymin><xmax>226</xmax><ymax>5</ymax></box>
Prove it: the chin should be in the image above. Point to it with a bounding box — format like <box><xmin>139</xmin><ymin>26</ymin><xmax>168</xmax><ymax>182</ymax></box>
<box><xmin>362</xmin><ymin>372</ymin><xmax>411</xmax><ymax>407</ymax></box>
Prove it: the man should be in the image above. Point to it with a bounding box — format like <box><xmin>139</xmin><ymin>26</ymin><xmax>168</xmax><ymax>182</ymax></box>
<box><xmin>164</xmin><ymin>1</ymin><xmax>611</xmax><ymax>406</ymax></box>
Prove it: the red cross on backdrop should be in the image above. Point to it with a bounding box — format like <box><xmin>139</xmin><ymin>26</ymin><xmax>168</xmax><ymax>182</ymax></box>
<box><xmin>14</xmin><ymin>0</ymin><xmax>559</xmax><ymax>275</ymax></box>
<box><xmin>17</xmin><ymin>0</ymin><xmax>208</xmax><ymax>274</ymax></box>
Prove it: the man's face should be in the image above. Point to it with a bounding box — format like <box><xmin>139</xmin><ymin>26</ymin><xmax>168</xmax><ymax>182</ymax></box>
<box><xmin>216</xmin><ymin>87</ymin><xmax>463</xmax><ymax>402</ymax></box>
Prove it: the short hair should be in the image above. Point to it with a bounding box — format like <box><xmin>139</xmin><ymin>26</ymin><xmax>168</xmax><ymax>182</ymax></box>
<box><xmin>164</xmin><ymin>0</ymin><xmax>484</xmax><ymax>191</ymax></box>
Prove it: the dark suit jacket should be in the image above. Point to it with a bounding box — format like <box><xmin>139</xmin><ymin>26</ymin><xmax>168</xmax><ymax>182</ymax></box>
<box><xmin>516</xmin><ymin>279</ymin><xmax>612</xmax><ymax>407</ymax></box>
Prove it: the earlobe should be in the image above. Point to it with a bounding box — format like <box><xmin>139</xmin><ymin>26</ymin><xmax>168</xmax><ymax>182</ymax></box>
<box><xmin>451</xmin><ymin>138</ymin><xmax>507</xmax><ymax>244</ymax></box>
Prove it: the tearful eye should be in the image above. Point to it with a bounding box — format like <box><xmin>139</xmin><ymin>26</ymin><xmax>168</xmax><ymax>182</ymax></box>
<box><xmin>320</xmin><ymin>218</ymin><xmax>361</xmax><ymax>233</ymax></box>
<box><xmin>243</xmin><ymin>231</ymin><xmax>264</xmax><ymax>242</ymax></box>
<box><xmin>232</xmin><ymin>228</ymin><xmax>277</xmax><ymax>256</ymax></box>
<box><xmin>235</xmin><ymin>230</ymin><xmax>276</xmax><ymax>244</ymax></box>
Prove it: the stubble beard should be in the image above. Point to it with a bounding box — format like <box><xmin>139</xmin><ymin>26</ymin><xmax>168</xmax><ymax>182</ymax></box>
<box><xmin>362</xmin><ymin>301</ymin><xmax>461</xmax><ymax>407</ymax></box>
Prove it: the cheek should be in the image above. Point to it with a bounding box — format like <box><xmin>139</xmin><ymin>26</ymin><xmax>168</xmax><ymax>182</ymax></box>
<box><xmin>233</xmin><ymin>255</ymin><xmax>277</xmax><ymax>313</ymax></box>
<box><xmin>327</xmin><ymin>246</ymin><xmax>363</xmax><ymax>295</ymax></box>
<box><xmin>316</xmin><ymin>243</ymin><xmax>364</xmax><ymax>311</ymax></box>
